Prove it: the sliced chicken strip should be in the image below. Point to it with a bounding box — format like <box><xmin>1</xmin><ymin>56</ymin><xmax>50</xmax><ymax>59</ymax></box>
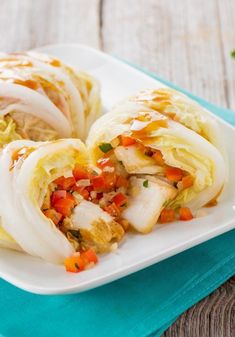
<box><xmin>114</xmin><ymin>145</ymin><xmax>164</xmax><ymax>175</ymax></box>
<box><xmin>71</xmin><ymin>200</ymin><xmax>124</xmax><ymax>253</ymax></box>
<box><xmin>123</xmin><ymin>176</ymin><xmax>177</xmax><ymax>233</ymax></box>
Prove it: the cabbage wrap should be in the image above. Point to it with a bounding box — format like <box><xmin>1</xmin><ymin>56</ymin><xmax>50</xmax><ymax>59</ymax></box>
<box><xmin>129</xmin><ymin>88</ymin><xmax>223</xmax><ymax>149</ymax></box>
<box><xmin>87</xmin><ymin>98</ymin><xmax>226</xmax><ymax>232</ymax></box>
<box><xmin>0</xmin><ymin>52</ymin><xmax>101</xmax><ymax>143</ymax></box>
<box><xmin>0</xmin><ymin>139</ymin><xmax>124</xmax><ymax>263</ymax></box>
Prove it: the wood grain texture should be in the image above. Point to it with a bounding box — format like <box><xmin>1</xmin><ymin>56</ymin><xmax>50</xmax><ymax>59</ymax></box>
<box><xmin>0</xmin><ymin>0</ymin><xmax>100</xmax><ymax>51</ymax></box>
<box><xmin>163</xmin><ymin>277</ymin><xmax>235</xmax><ymax>337</ymax></box>
<box><xmin>0</xmin><ymin>1</ymin><xmax>234</xmax><ymax>336</ymax></box>
<box><xmin>102</xmin><ymin>0</ymin><xmax>235</xmax><ymax>110</ymax></box>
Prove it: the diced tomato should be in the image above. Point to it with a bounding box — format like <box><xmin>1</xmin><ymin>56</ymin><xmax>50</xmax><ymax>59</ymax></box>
<box><xmin>64</xmin><ymin>249</ymin><xmax>98</xmax><ymax>273</ymax></box>
<box><xmin>182</xmin><ymin>175</ymin><xmax>194</xmax><ymax>189</ymax></box>
<box><xmin>152</xmin><ymin>150</ymin><xmax>165</xmax><ymax>166</ymax></box>
<box><xmin>64</xmin><ymin>254</ymin><xmax>85</xmax><ymax>273</ymax></box>
<box><xmin>43</xmin><ymin>209</ymin><xmax>63</xmax><ymax>225</ymax></box>
<box><xmin>66</xmin><ymin>192</ymin><xmax>76</xmax><ymax>203</ymax></box>
<box><xmin>112</xmin><ymin>193</ymin><xmax>127</xmax><ymax>207</ymax></box>
<box><xmin>81</xmin><ymin>249</ymin><xmax>98</xmax><ymax>264</ymax></box>
<box><xmin>72</xmin><ymin>185</ymin><xmax>90</xmax><ymax>200</ymax></box>
<box><xmin>51</xmin><ymin>190</ymin><xmax>75</xmax><ymax>205</ymax></box>
<box><xmin>179</xmin><ymin>207</ymin><xmax>193</xmax><ymax>221</ymax></box>
<box><xmin>103</xmin><ymin>172</ymin><xmax>117</xmax><ymax>190</ymax></box>
<box><xmin>104</xmin><ymin>203</ymin><xmax>121</xmax><ymax>217</ymax></box>
<box><xmin>51</xmin><ymin>190</ymin><xmax>67</xmax><ymax>204</ymax></box>
<box><xmin>97</xmin><ymin>158</ymin><xmax>114</xmax><ymax>169</ymax></box>
<box><xmin>54</xmin><ymin>176</ymin><xmax>76</xmax><ymax>190</ymax></box>
<box><xmin>120</xmin><ymin>135</ymin><xmax>136</xmax><ymax>146</ymax></box>
<box><xmin>81</xmin><ymin>189</ymin><xmax>90</xmax><ymax>200</ymax></box>
<box><xmin>116</xmin><ymin>175</ymin><xmax>129</xmax><ymax>189</ymax></box>
<box><xmin>165</xmin><ymin>166</ymin><xmax>183</xmax><ymax>182</ymax></box>
<box><xmin>91</xmin><ymin>175</ymin><xmax>106</xmax><ymax>191</ymax></box>
<box><xmin>53</xmin><ymin>197</ymin><xmax>75</xmax><ymax>217</ymax></box>
<box><xmin>73</xmin><ymin>165</ymin><xmax>89</xmax><ymax>180</ymax></box>
<box><xmin>160</xmin><ymin>209</ymin><xmax>175</xmax><ymax>223</ymax></box>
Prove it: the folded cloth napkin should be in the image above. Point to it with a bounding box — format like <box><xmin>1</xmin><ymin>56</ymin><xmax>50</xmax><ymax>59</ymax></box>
<box><xmin>0</xmin><ymin>64</ymin><xmax>235</xmax><ymax>337</ymax></box>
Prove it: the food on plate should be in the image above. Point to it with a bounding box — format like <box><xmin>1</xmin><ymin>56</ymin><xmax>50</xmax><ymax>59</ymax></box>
<box><xmin>129</xmin><ymin>88</ymin><xmax>223</xmax><ymax>150</ymax></box>
<box><xmin>0</xmin><ymin>84</ymin><xmax>227</xmax><ymax>274</ymax></box>
<box><xmin>0</xmin><ymin>139</ymin><xmax>126</xmax><ymax>271</ymax></box>
<box><xmin>0</xmin><ymin>51</ymin><xmax>101</xmax><ymax>144</ymax></box>
<box><xmin>87</xmin><ymin>95</ymin><xmax>226</xmax><ymax>233</ymax></box>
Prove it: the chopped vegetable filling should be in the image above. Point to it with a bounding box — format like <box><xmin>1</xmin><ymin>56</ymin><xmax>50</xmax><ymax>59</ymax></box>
<box><xmin>42</xmin><ymin>139</ymin><xmax>197</xmax><ymax>273</ymax></box>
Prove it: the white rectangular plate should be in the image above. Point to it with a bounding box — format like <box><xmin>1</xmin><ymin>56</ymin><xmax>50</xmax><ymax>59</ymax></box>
<box><xmin>0</xmin><ymin>43</ymin><xmax>235</xmax><ymax>295</ymax></box>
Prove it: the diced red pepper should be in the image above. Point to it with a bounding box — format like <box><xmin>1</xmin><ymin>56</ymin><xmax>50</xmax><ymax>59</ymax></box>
<box><xmin>53</xmin><ymin>196</ymin><xmax>75</xmax><ymax>217</ymax></box>
<box><xmin>91</xmin><ymin>175</ymin><xmax>106</xmax><ymax>191</ymax></box>
<box><xmin>43</xmin><ymin>209</ymin><xmax>63</xmax><ymax>225</ymax></box>
<box><xmin>81</xmin><ymin>249</ymin><xmax>98</xmax><ymax>264</ymax></box>
<box><xmin>104</xmin><ymin>203</ymin><xmax>121</xmax><ymax>217</ymax></box>
<box><xmin>179</xmin><ymin>207</ymin><xmax>193</xmax><ymax>221</ymax></box>
<box><xmin>72</xmin><ymin>185</ymin><xmax>90</xmax><ymax>200</ymax></box>
<box><xmin>73</xmin><ymin>165</ymin><xmax>89</xmax><ymax>180</ymax></box>
<box><xmin>64</xmin><ymin>255</ymin><xmax>85</xmax><ymax>273</ymax></box>
<box><xmin>51</xmin><ymin>190</ymin><xmax>67</xmax><ymax>204</ymax></box>
<box><xmin>53</xmin><ymin>176</ymin><xmax>76</xmax><ymax>190</ymax></box>
<box><xmin>182</xmin><ymin>175</ymin><xmax>194</xmax><ymax>189</ymax></box>
<box><xmin>116</xmin><ymin>175</ymin><xmax>129</xmax><ymax>189</ymax></box>
<box><xmin>103</xmin><ymin>172</ymin><xmax>117</xmax><ymax>190</ymax></box>
<box><xmin>165</xmin><ymin>167</ymin><xmax>183</xmax><ymax>182</ymax></box>
<box><xmin>66</xmin><ymin>192</ymin><xmax>77</xmax><ymax>203</ymax></box>
<box><xmin>64</xmin><ymin>249</ymin><xmax>98</xmax><ymax>273</ymax></box>
<box><xmin>51</xmin><ymin>190</ymin><xmax>75</xmax><ymax>205</ymax></box>
<box><xmin>112</xmin><ymin>193</ymin><xmax>127</xmax><ymax>207</ymax></box>
<box><xmin>160</xmin><ymin>209</ymin><xmax>175</xmax><ymax>223</ymax></box>
<box><xmin>120</xmin><ymin>135</ymin><xmax>136</xmax><ymax>146</ymax></box>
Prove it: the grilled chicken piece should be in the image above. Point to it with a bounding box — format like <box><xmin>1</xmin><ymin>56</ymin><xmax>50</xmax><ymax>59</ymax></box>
<box><xmin>123</xmin><ymin>176</ymin><xmax>177</xmax><ymax>233</ymax></box>
<box><xmin>71</xmin><ymin>200</ymin><xmax>124</xmax><ymax>252</ymax></box>
<box><xmin>114</xmin><ymin>145</ymin><xmax>163</xmax><ymax>174</ymax></box>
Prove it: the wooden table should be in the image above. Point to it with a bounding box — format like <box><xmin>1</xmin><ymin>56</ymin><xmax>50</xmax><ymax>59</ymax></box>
<box><xmin>0</xmin><ymin>0</ymin><xmax>234</xmax><ymax>336</ymax></box>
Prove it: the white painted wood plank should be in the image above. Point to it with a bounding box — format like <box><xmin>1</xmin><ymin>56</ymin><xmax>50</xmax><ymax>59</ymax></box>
<box><xmin>0</xmin><ymin>0</ymin><xmax>101</xmax><ymax>52</ymax></box>
<box><xmin>102</xmin><ymin>0</ymin><xmax>235</xmax><ymax>109</ymax></box>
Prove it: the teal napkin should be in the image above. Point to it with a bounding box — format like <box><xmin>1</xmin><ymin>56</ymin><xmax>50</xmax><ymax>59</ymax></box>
<box><xmin>0</xmin><ymin>65</ymin><xmax>235</xmax><ymax>337</ymax></box>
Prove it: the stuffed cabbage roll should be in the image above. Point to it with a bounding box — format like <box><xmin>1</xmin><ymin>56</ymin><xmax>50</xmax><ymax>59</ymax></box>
<box><xmin>87</xmin><ymin>98</ymin><xmax>226</xmax><ymax>233</ymax></box>
<box><xmin>0</xmin><ymin>51</ymin><xmax>101</xmax><ymax>143</ymax></box>
<box><xmin>0</xmin><ymin>139</ymin><xmax>124</xmax><ymax>264</ymax></box>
